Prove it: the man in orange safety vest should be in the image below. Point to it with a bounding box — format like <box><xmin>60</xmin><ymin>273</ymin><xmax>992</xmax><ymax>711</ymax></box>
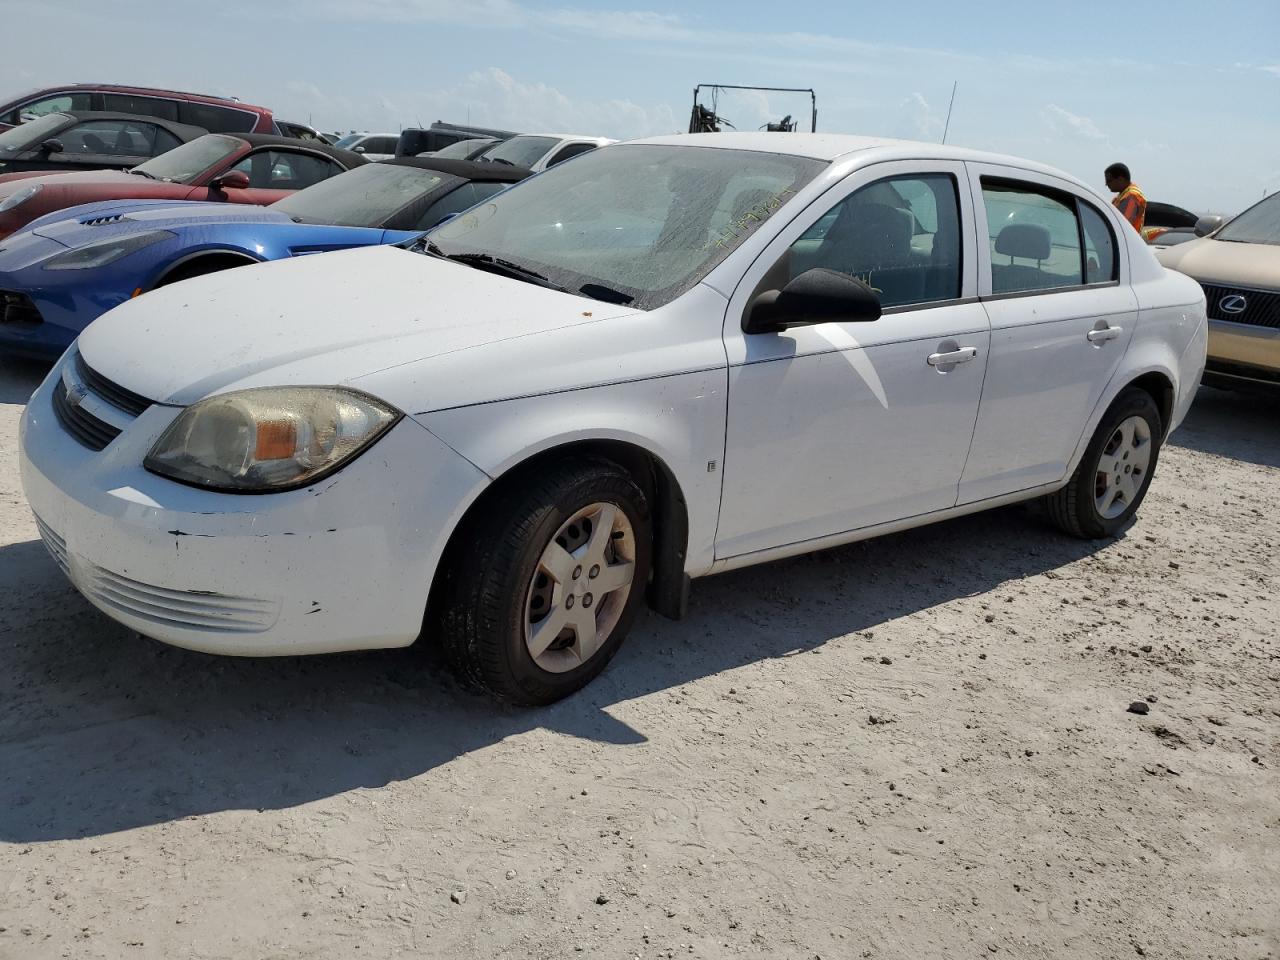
<box><xmin>1105</xmin><ymin>162</ymin><xmax>1146</xmax><ymax>234</ymax></box>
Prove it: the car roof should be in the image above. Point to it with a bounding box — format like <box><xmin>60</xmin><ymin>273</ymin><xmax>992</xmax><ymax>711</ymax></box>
<box><xmin>53</xmin><ymin>110</ymin><xmax>209</xmax><ymax>140</ymax></box>
<box><xmin>625</xmin><ymin>132</ymin><xmax>1092</xmax><ymax>188</ymax></box>
<box><xmin>11</xmin><ymin>84</ymin><xmax>274</xmax><ymax>116</ymax></box>
<box><xmin>384</xmin><ymin>157</ymin><xmax>532</xmax><ymax>182</ymax></box>
<box><xmin>229</xmin><ymin>132</ymin><xmax>367</xmax><ymax>166</ymax></box>
<box><xmin>512</xmin><ymin>133</ymin><xmax>615</xmax><ymax>144</ymax></box>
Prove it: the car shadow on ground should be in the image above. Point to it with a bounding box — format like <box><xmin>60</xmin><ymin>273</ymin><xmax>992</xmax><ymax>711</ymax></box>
<box><xmin>0</xmin><ymin>355</ymin><xmax>49</xmax><ymax>405</ymax></box>
<box><xmin>0</xmin><ymin>504</ymin><xmax>1103</xmax><ymax>844</ymax></box>
<box><xmin>1169</xmin><ymin>385</ymin><xmax>1280</xmax><ymax>468</ymax></box>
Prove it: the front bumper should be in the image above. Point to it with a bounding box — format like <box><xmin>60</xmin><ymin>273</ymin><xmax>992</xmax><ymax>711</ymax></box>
<box><xmin>1205</xmin><ymin>319</ymin><xmax>1280</xmax><ymax>390</ymax></box>
<box><xmin>19</xmin><ymin>354</ymin><xmax>489</xmax><ymax>655</ymax></box>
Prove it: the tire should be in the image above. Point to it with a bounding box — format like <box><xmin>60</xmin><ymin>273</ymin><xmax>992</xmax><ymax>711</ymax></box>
<box><xmin>1045</xmin><ymin>387</ymin><xmax>1163</xmax><ymax>539</ymax></box>
<box><xmin>434</xmin><ymin>459</ymin><xmax>652</xmax><ymax>705</ymax></box>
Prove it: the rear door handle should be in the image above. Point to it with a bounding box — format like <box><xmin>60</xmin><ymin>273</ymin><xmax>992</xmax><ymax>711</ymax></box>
<box><xmin>1087</xmin><ymin>325</ymin><xmax>1123</xmax><ymax>343</ymax></box>
<box><xmin>926</xmin><ymin>346</ymin><xmax>978</xmax><ymax>367</ymax></box>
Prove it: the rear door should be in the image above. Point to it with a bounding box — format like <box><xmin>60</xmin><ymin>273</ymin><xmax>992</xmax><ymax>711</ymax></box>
<box><xmin>958</xmin><ymin>163</ymin><xmax>1136</xmax><ymax>504</ymax></box>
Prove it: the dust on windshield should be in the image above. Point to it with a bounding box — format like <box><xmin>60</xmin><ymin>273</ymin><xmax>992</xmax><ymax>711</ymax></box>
<box><xmin>429</xmin><ymin>143</ymin><xmax>825</xmax><ymax>309</ymax></box>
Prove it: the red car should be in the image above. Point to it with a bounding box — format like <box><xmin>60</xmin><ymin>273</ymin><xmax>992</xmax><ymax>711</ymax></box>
<box><xmin>0</xmin><ymin>84</ymin><xmax>276</xmax><ymax>135</ymax></box>
<box><xmin>0</xmin><ymin>133</ymin><xmax>366</xmax><ymax>240</ymax></box>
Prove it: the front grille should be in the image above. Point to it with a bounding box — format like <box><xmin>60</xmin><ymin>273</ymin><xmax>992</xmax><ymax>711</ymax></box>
<box><xmin>52</xmin><ymin>378</ymin><xmax>122</xmax><ymax>450</ymax></box>
<box><xmin>1202</xmin><ymin>283</ymin><xmax>1280</xmax><ymax>329</ymax></box>
<box><xmin>83</xmin><ymin>566</ymin><xmax>279</xmax><ymax>634</ymax></box>
<box><xmin>75</xmin><ymin>353</ymin><xmax>152</xmax><ymax>417</ymax></box>
<box><xmin>0</xmin><ymin>289</ymin><xmax>41</xmax><ymax>325</ymax></box>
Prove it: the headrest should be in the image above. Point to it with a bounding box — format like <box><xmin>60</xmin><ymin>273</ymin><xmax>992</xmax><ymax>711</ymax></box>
<box><xmin>995</xmin><ymin>223</ymin><xmax>1051</xmax><ymax>261</ymax></box>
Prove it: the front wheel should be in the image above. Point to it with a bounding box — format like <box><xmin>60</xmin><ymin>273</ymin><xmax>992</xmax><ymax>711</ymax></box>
<box><xmin>435</xmin><ymin>459</ymin><xmax>652</xmax><ymax>705</ymax></box>
<box><xmin>1045</xmin><ymin>387</ymin><xmax>1163</xmax><ymax>539</ymax></box>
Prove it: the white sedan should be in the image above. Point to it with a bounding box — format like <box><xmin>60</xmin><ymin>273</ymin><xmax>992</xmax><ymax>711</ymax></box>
<box><xmin>19</xmin><ymin>133</ymin><xmax>1207</xmax><ymax>704</ymax></box>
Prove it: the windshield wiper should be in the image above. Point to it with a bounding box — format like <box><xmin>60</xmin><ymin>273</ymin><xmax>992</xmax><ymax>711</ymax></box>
<box><xmin>486</xmin><ymin>157</ymin><xmax>514</xmax><ymax>166</ymax></box>
<box><xmin>578</xmin><ymin>283</ymin><xmax>634</xmax><ymax>305</ymax></box>
<box><xmin>421</xmin><ymin>242</ymin><xmax>567</xmax><ymax>292</ymax></box>
<box><xmin>127</xmin><ymin>168</ymin><xmax>158</xmax><ymax>180</ymax></box>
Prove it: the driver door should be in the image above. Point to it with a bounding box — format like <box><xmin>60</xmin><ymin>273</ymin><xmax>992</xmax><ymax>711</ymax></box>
<box><xmin>716</xmin><ymin>161</ymin><xmax>990</xmax><ymax>560</ymax></box>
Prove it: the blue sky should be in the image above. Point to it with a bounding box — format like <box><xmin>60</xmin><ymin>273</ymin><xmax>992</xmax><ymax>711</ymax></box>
<box><xmin>5</xmin><ymin>0</ymin><xmax>1279</xmax><ymax>213</ymax></box>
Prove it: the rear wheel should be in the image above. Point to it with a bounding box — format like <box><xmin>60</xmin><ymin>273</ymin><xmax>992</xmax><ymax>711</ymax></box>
<box><xmin>1045</xmin><ymin>387</ymin><xmax>1162</xmax><ymax>539</ymax></box>
<box><xmin>435</xmin><ymin>459</ymin><xmax>652</xmax><ymax>705</ymax></box>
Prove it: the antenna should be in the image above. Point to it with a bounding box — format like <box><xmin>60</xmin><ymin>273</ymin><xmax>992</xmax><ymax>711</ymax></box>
<box><xmin>941</xmin><ymin>81</ymin><xmax>958</xmax><ymax>144</ymax></box>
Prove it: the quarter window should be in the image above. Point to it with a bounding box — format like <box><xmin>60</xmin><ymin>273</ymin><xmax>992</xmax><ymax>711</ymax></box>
<box><xmin>768</xmin><ymin>174</ymin><xmax>963</xmax><ymax>309</ymax></box>
<box><xmin>982</xmin><ymin>180</ymin><xmax>1083</xmax><ymax>294</ymax></box>
<box><xmin>1079</xmin><ymin>201</ymin><xmax>1118</xmax><ymax>284</ymax></box>
<box><xmin>178</xmin><ymin>103</ymin><xmax>255</xmax><ymax>134</ymax></box>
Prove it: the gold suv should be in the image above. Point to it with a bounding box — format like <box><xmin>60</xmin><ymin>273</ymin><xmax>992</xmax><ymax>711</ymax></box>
<box><xmin>1158</xmin><ymin>193</ymin><xmax>1280</xmax><ymax>391</ymax></box>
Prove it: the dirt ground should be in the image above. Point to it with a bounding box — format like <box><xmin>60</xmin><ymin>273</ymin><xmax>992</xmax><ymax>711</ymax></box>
<box><xmin>0</xmin><ymin>354</ymin><xmax>1276</xmax><ymax>960</ymax></box>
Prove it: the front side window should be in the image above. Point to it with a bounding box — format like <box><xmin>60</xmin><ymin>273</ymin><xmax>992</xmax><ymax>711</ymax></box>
<box><xmin>60</xmin><ymin>120</ymin><xmax>162</xmax><ymax>157</ymax></box>
<box><xmin>545</xmin><ymin>142</ymin><xmax>597</xmax><ymax>168</ymax></box>
<box><xmin>0</xmin><ymin>113</ymin><xmax>67</xmax><ymax>155</ymax></box>
<box><xmin>429</xmin><ymin>143</ymin><xmax>825</xmax><ymax>309</ymax></box>
<box><xmin>234</xmin><ymin>150</ymin><xmax>341</xmax><ymax>189</ymax></box>
<box><xmin>133</xmin><ymin>134</ymin><xmax>242</xmax><ymax>183</ymax></box>
<box><xmin>415</xmin><ymin>181</ymin><xmax>511</xmax><ymax>229</ymax></box>
<box><xmin>1216</xmin><ymin>192</ymin><xmax>1280</xmax><ymax>246</ymax></box>
<box><xmin>272</xmin><ymin>163</ymin><xmax>445</xmax><ymax>227</ymax></box>
<box><xmin>982</xmin><ymin>180</ymin><xmax>1083</xmax><ymax>294</ymax></box>
<box><xmin>14</xmin><ymin>93</ymin><xmax>91</xmax><ymax>122</ymax></box>
<box><xmin>765</xmin><ymin>174</ymin><xmax>962</xmax><ymax>309</ymax></box>
<box><xmin>479</xmin><ymin>135</ymin><xmax>558</xmax><ymax>168</ymax></box>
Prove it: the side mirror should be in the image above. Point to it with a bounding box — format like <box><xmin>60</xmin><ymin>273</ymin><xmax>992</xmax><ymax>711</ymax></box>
<box><xmin>742</xmin><ymin>268</ymin><xmax>882</xmax><ymax>334</ymax></box>
<box><xmin>1194</xmin><ymin>214</ymin><xmax>1224</xmax><ymax>238</ymax></box>
<box><xmin>39</xmin><ymin>138</ymin><xmax>64</xmax><ymax>155</ymax></box>
<box><xmin>355</xmin><ymin>145</ymin><xmax>367</xmax><ymax>154</ymax></box>
<box><xmin>210</xmin><ymin>170</ymin><xmax>251</xmax><ymax>191</ymax></box>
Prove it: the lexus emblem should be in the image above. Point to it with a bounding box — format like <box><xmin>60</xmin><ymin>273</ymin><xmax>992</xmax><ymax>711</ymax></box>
<box><xmin>1219</xmin><ymin>294</ymin><xmax>1248</xmax><ymax>315</ymax></box>
<box><xmin>64</xmin><ymin>382</ymin><xmax>89</xmax><ymax>409</ymax></box>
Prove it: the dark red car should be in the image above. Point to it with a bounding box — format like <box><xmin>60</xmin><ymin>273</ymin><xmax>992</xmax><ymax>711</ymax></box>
<box><xmin>0</xmin><ymin>133</ymin><xmax>366</xmax><ymax>240</ymax></box>
<box><xmin>0</xmin><ymin>84</ymin><xmax>276</xmax><ymax>135</ymax></box>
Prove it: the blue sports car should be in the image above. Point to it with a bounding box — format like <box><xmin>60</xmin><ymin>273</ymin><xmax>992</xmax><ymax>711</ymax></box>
<box><xmin>0</xmin><ymin>158</ymin><xmax>530</xmax><ymax>359</ymax></box>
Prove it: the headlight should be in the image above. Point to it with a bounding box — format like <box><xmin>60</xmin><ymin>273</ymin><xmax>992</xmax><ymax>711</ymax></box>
<box><xmin>0</xmin><ymin>183</ymin><xmax>41</xmax><ymax>213</ymax></box>
<box><xmin>145</xmin><ymin>386</ymin><xmax>401</xmax><ymax>492</ymax></box>
<box><xmin>43</xmin><ymin>230</ymin><xmax>174</xmax><ymax>271</ymax></box>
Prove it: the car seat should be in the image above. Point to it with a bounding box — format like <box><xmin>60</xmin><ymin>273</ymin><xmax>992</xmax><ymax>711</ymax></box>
<box><xmin>992</xmin><ymin>223</ymin><xmax>1053</xmax><ymax>293</ymax></box>
<box><xmin>815</xmin><ymin>201</ymin><xmax>921</xmax><ymax>304</ymax></box>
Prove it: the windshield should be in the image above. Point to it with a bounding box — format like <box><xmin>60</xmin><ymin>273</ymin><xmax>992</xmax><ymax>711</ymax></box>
<box><xmin>479</xmin><ymin>135</ymin><xmax>558</xmax><ymax>168</ymax></box>
<box><xmin>334</xmin><ymin>133</ymin><xmax>364</xmax><ymax>150</ymax></box>
<box><xmin>435</xmin><ymin>138</ymin><xmax>494</xmax><ymax>160</ymax></box>
<box><xmin>0</xmin><ymin>112</ymin><xmax>66</xmax><ymax>155</ymax></box>
<box><xmin>1216</xmin><ymin>192</ymin><xmax>1280</xmax><ymax>246</ymax></box>
<box><xmin>272</xmin><ymin>163</ymin><xmax>445</xmax><ymax>227</ymax></box>
<box><xmin>132</xmin><ymin>134</ymin><xmax>242</xmax><ymax>183</ymax></box>
<box><xmin>429</xmin><ymin>143</ymin><xmax>825</xmax><ymax>309</ymax></box>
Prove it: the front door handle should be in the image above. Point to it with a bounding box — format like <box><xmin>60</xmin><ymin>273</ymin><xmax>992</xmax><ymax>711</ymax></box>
<box><xmin>927</xmin><ymin>346</ymin><xmax>978</xmax><ymax>367</ymax></box>
<box><xmin>1087</xmin><ymin>325</ymin><xmax>1123</xmax><ymax>343</ymax></box>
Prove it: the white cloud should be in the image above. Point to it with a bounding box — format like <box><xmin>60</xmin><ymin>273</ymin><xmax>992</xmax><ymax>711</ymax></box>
<box><xmin>278</xmin><ymin>67</ymin><xmax>679</xmax><ymax>139</ymax></box>
<box><xmin>900</xmin><ymin>92</ymin><xmax>944</xmax><ymax>140</ymax></box>
<box><xmin>1042</xmin><ymin>104</ymin><xmax>1108</xmax><ymax>143</ymax></box>
<box><xmin>1261</xmin><ymin>64</ymin><xmax>1280</xmax><ymax>77</ymax></box>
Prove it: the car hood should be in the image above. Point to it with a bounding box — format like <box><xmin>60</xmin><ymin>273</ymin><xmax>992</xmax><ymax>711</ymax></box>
<box><xmin>28</xmin><ymin>199</ymin><xmax>291</xmax><ymax>243</ymax></box>
<box><xmin>1156</xmin><ymin>236</ymin><xmax>1280</xmax><ymax>290</ymax></box>
<box><xmin>78</xmin><ymin>244</ymin><xmax>635</xmax><ymax>408</ymax></box>
<box><xmin>0</xmin><ymin>168</ymin><xmax>142</xmax><ymax>196</ymax></box>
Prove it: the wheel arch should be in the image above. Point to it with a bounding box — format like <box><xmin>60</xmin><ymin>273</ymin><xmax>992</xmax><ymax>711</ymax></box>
<box><xmin>426</xmin><ymin>436</ymin><xmax>692</xmax><ymax>626</ymax></box>
<box><xmin>1065</xmin><ymin>357</ymin><xmax>1179</xmax><ymax>479</ymax></box>
<box><xmin>146</xmin><ymin>248</ymin><xmax>262</xmax><ymax>291</ymax></box>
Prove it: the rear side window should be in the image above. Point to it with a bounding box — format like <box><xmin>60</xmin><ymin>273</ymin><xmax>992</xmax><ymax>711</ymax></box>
<box><xmin>364</xmin><ymin>137</ymin><xmax>398</xmax><ymax>154</ymax></box>
<box><xmin>178</xmin><ymin>102</ymin><xmax>255</xmax><ymax>134</ymax></box>
<box><xmin>982</xmin><ymin>180</ymin><xmax>1083</xmax><ymax>294</ymax></box>
<box><xmin>1079</xmin><ymin>202</ymin><xmax>1118</xmax><ymax>284</ymax></box>
<box><xmin>102</xmin><ymin>94</ymin><xmax>179</xmax><ymax>121</ymax></box>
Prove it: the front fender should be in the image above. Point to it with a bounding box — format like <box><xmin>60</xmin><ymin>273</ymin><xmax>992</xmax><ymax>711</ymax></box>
<box><xmin>416</xmin><ymin>369</ymin><xmax>727</xmax><ymax>577</ymax></box>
